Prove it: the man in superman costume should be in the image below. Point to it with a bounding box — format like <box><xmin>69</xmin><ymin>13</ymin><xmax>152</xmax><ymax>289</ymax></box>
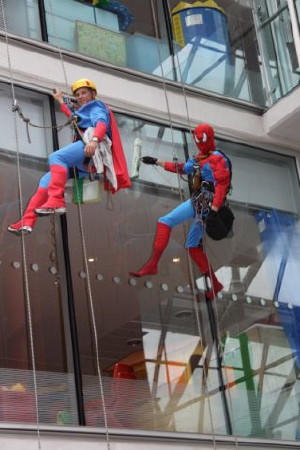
<box><xmin>8</xmin><ymin>78</ymin><xmax>131</xmax><ymax>235</ymax></box>
<box><xmin>130</xmin><ymin>123</ymin><xmax>233</xmax><ymax>300</ymax></box>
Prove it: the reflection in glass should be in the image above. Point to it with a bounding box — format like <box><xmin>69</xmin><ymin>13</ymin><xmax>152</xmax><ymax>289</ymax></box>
<box><xmin>1</xmin><ymin>83</ymin><xmax>300</xmax><ymax>441</ymax></box>
<box><xmin>59</xmin><ymin>110</ymin><xmax>300</xmax><ymax>439</ymax></box>
<box><xmin>253</xmin><ymin>0</ymin><xmax>300</xmax><ymax>103</ymax></box>
<box><xmin>44</xmin><ymin>0</ymin><xmax>171</xmax><ymax>75</ymax></box>
<box><xmin>0</xmin><ymin>0</ymin><xmax>42</xmax><ymax>40</ymax></box>
<box><xmin>1</xmin><ymin>0</ymin><xmax>300</xmax><ymax>106</ymax></box>
<box><xmin>1</xmin><ymin>83</ymin><xmax>77</xmax><ymax>425</ymax></box>
<box><xmin>166</xmin><ymin>0</ymin><xmax>266</xmax><ymax>104</ymax></box>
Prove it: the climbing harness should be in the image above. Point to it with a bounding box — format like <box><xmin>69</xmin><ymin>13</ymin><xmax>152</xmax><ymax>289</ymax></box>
<box><xmin>192</xmin><ymin>180</ymin><xmax>214</xmax><ymax>224</ymax></box>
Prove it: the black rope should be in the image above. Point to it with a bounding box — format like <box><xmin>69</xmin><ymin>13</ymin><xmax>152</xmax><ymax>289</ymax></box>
<box><xmin>11</xmin><ymin>100</ymin><xmax>75</xmax><ymax>143</ymax></box>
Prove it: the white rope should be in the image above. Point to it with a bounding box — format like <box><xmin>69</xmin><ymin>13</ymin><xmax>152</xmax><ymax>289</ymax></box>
<box><xmin>150</xmin><ymin>0</ymin><xmax>186</xmax><ymax>203</ymax></box>
<box><xmin>0</xmin><ymin>1</ymin><xmax>41</xmax><ymax>448</ymax></box>
<box><xmin>171</xmin><ymin>25</ymin><xmax>223</xmax><ymax>302</ymax></box>
<box><xmin>58</xmin><ymin>47</ymin><xmax>70</xmax><ymax>101</ymax></box>
<box><xmin>149</xmin><ymin>0</ymin><xmax>220</xmax><ymax>445</ymax></box>
<box><xmin>170</xmin><ymin>3</ymin><xmax>239</xmax><ymax>446</ymax></box>
<box><xmin>73</xmin><ymin>175</ymin><xmax>111</xmax><ymax>449</ymax></box>
<box><xmin>47</xmin><ymin>1</ymin><xmax>112</xmax><ymax>443</ymax></box>
<box><xmin>2</xmin><ymin>1</ymin><xmax>111</xmax><ymax>446</ymax></box>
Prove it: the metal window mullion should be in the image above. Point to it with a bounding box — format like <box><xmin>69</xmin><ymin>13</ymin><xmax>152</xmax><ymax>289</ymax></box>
<box><xmin>38</xmin><ymin>0</ymin><xmax>48</xmax><ymax>41</ymax></box>
<box><xmin>287</xmin><ymin>0</ymin><xmax>300</xmax><ymax>69</ymax></box>
<box><xmin>271</xmin><ymin>12</ymin><xmax>293</xmax><ymax>91</ymax></box>
<box><xmin>252</xmin><ymin>5</ymin><xmax>276</xmax><ymax>106</ymax></box>
<box><xmin>49</xmin><ymin>96</ymin><xmax>86</xmax><ymax>426</ymax></box>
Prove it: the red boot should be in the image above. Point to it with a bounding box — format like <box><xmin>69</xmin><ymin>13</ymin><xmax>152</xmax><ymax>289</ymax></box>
<box><xmin>188</xmin><ymin>247</ymin><xmax>223</xmax><ymax>300</ymax></box>
<box><xmin>130</xmin><ymin>222</ymin><xmax>171</xmax><ymax>277</ymax></box>
<box><xmin>8</xmin><ymin>187</ymin><xmax>48</xmax><ymax>235</ymax></box>
<box><xmin>35</xmin><ymin>165</ymin><xmax>68</xmax><ymax>215</ymax></box>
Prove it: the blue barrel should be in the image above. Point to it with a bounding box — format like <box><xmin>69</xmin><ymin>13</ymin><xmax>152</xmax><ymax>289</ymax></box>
<box><xmin>172</xmin><ymin>1</ymin><xmax>229</xmax><ymax>47</ymax></box>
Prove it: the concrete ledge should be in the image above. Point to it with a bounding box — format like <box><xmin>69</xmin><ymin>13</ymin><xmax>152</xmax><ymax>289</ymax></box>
<box><xmin>0</xmin><ymin>424</ymin><xmax>299</xmax><ymax>450</ymax></box>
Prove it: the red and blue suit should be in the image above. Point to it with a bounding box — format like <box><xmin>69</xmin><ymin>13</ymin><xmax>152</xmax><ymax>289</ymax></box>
<box><xmin>160</xmin><ymin>150</ymin><xmax>230</xmax><ymax>247</ymax></box>
<box><xmin>39</xmin><ymin>100</ymin><xmax>131</xmax><ymax>193</ymax></box>
<box><xmin>130</xmin><ymin>123</ymin><xmax>230</xmax><ymax>300</ymax></box>
<box><xmin>39</xmin><ymin>100</ymin><xmax>112</xmax><ymax>188</ymax></box>
<box><xmin>8</xmin><ymin>99</ymin><xmax>131</xmax><ymax>233</ymax></box>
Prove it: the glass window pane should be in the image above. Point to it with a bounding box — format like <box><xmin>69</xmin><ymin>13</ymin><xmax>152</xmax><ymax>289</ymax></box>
<box><xmin>217</xmin><ymin>140</ymin><xmax>300</xmax><ymax>214</ymax></box>
<box><xmin>167</xmin><ymin>0</ymin><xmax>266</xmax><ymax>105</ymax></box>
<box><xmin>3</xmin><ymin>82</ymin><xmax>300</xmax><ymax>439</ymax></box>
<box><xmin>0</xmin><ymin>0</ymin><xmax>42</xmax><ymax>40</ymax></box>
<box><xmin>223</xmin><ymin>310</ymin><xmax>300</xmax><ymax>440</ymax></box>
<box><xmin>44</xmin><ymin>0</ymin><xmax>172</xmax><ymax>76</ymax></box>
<box><xmin>56</xmin><ymin>109</ymin><xmax>300</xmax><ymax>436</ymax></box>
<box><xmin>253</xmin><ymin>0</ymin><xmax>300</xmax><ymax>102</ymax></box>
<box><xmin>1</xmin><ymin>83</ymin><xmax>78</xmax><ymax>425</ymax></box>
<box><xmin>61</xmin><ymin>111</ymin><xmax>229</xmax><ymax>433</ymax></box>
<box><xmin>186</xmin><ymin>131</ymin><xmax>300</xmax><ymax>214</ymax></box>
<box><xmin>183</xmin><ymin>128</ymin><xmax>300</xmax><ymax>440</ymax></box>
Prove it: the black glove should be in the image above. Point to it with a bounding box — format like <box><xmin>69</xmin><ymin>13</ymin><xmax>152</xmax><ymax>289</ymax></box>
<box><xmin>141</xmin><ymin>156</ymin><xmax>158</xmax><ymax>165</ymax></box>
<box><xmin>205</xmin><ymin>208</ymin><xmax>229</xmax><ymax>241</ymax></box>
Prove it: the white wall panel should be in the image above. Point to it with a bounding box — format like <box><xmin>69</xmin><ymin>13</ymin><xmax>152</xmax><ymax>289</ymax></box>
<box><xmin>0</xmin><ymin>426</ymin><xmax>298</xmax><ymax>450</ymax></box>
<box><xmin>0</xmin><ymin>38</ymin><xmax>299</xmax><ymax>160</ymax></box>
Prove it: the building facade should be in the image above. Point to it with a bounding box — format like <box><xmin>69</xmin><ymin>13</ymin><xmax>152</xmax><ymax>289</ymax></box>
<box><xmin>0</xmin><ymin>0</ymin><xmax>300</xmax><ymax>449</ymax></box>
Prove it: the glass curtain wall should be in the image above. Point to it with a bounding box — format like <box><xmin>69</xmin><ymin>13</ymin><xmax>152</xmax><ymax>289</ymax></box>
<box><xmin>55</xmin><ymin>98</ymin><xmax>300</xmax><ymax>439</ymax></box>
<box><xmin>1</xmin><ymin>83</ymin><xmax>77</xmax><ymax>426</ymax></box>
<box><xmin>165</xmin><ymin>0</ymin><xmax>266</xmax><ymax>104</ymax></box>
<box><xmin>57</xmin><ymin>113</ymin><xmax>222</xmax><ymax>432</ymax></box>
<box><xmin>186</xmin><ymin>134</ymin><xmax>300</xmax><ymax>440</ymax></box>
<box><xmin>0</xmin><ymin>0</ymin><xmax>42</xmax><ymax>40</ymax></box>
<box><xmin>1</xmin><ymin>82</ymin><xmax>300</xmax><ymax>440</ymax></box>
<box><xmin>43</xmin><ymin>0</ymin><xmax>268</xmax><ymax>104</ymax></box>
<box><xmin>43</xmin><ymin>0</ymin><xmax>170</xmax><ymax>75</ymax></box>
<box><xmin>252</xmin><ymin>0</ymin><xmax>300</xmax><ymax>104</ymax></box>
<box><xmin>1</xmin><ymin>1</ymin><xmax>300</xmax><ymax>106</ymax></box>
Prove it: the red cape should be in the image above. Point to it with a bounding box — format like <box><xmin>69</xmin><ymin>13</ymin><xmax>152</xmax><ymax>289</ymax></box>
<box><xmin>105</xmin><ymin>108</ymin><xmax>132</xmax><ymax>193</ymax></box>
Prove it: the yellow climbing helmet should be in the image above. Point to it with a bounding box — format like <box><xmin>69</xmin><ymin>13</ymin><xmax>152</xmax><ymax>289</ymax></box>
<box><xmin>71</xmin><ymin>78</ymin><xmax>97</xmax><ymax>94</ymax></box>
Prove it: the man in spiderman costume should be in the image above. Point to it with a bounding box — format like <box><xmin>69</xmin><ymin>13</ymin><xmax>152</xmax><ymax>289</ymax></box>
<box><xmin>130</xmin><ymin>123</ymin><xmax>233</xmax><ymax>300</ymax></box>
<box><xmin>8</xmin><ymin>78</ymin><xmax>131</xmax><ymax>235</ymax></box>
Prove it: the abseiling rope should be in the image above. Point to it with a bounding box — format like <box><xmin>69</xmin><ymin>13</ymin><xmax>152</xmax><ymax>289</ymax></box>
<box><xmin>169</xmin><ymin>10</ymin><xmax>221</xmax><ymax>304</ymax></box>
<box><xmin>48</xmin><ymin>1</ymin><xmax>112</xmax><ymax>446</ymax></box>
<box><xmin>0</xmin><ymin>1</ymin><xmax>42</xmax><ymax>448</ymax></box>
<box><xmin>149</xmin><ymin>0</ymin><xmax>219</xmax><ymax>447</ymax></box>
<box><xmin>163</xmin><ymin>1</ymin><xmax>225</xmax><ymax>311</ymax></box>
<box><xmin>1</xmin><ymin>0</ymin><xmax>112</xmax><ymax>446</ymax></box>
<box><xmin>149</xmin><ymin>0</ymin><xmax>186</xmax><ymax>203</ymax></box>
<box><xmin>167</xmin><ymin>0</ymin><xmax>239</xmax><ymax>445</ymax></box>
